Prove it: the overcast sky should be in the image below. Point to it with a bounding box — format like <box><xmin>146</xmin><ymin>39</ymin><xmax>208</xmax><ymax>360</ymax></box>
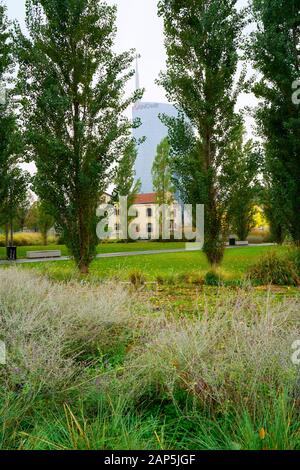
<box><xmin>4</xmin><ymin>0</ymin><xmax>253</xmax><ymax>107</ymax></box>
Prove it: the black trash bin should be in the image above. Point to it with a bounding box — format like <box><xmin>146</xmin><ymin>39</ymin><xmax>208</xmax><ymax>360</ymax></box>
<box><xmin>229</xmin><ymin>238</ymin><xmax>236</xmax><ymax>247</ymax></box>
<box><xmin>7</xmin><ymin>246</ymin><xmax>17</xmax><ymax>261</ymax></box>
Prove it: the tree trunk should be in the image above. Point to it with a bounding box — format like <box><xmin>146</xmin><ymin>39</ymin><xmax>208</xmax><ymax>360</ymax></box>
<box><xmin>203</xmin><ymin>197</ymin><xmax>225</xmax><ymax>267</ymax></box>
<box><xmin>10</xmin><ymin>216</ymin><xmax>13</xmax><ymax>247</ymax></box>
<box><xmin>5</xmin><ymin>224</ymin><xmax>8</xmax><ymax>247</ymax></box>
<box><xmin>79</xmin><ymin>262</ymin><xmax>89</xmax><ymax>274</ymax></box>
<box><xmin>42</xmin><ymin>230</ymin><xmax>48</xmax><ymax>246</ymax></box>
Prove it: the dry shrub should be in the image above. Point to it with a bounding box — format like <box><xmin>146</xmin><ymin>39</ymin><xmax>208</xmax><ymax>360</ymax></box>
<box><xmin>129</xmin><ymin>270</ymin><xmax>146</xmax><ymax>288</ymax></box>
<box><xmin>248</xmin><ymin>251</ymin><xmax>300</xmax><ymax>286</ymax></box>
<box><xmin>0</xmin><ymin>232</ymin><xmax>57</xmax><ymax>247</ymax></box>
<box><xmin>0</xmin><ymin>268</ymin><xmax>136</xmax><ymax>394</ymax></box>
<box><xmin>122</xmin><ymin>288</ymin><xmax>300</xmax><ymax>413</ymax></box>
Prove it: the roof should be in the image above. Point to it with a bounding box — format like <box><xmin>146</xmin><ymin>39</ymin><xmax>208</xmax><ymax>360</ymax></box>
<box><xmin>134</xmin><ymin>193</ymin><xmax>157</xmax><ymax>205</ymax></box>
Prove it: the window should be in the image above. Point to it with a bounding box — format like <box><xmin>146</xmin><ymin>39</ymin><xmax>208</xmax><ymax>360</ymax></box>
<box><xmin>147</xmin><ymin>223</ymin><xmax>153</xmax><ymax>234</ymax></box>
<box><xmin>136</xmin><ymin>225</ymin><xmax>140</xmax><ymax>233</ymax></box>
<box><xmin>115</xmin><ymin>223</ymin><xmax>120</xmax><ymax>231</ymax></box>
<box><xmin>115</xmin><ymin>207</ymin><xmax>120</xmax><ymax>216</ymax></box>
<box><xmin>146</xmin><ymin>207</ymin><xmax>152</xmax><ymax>217</ymax></box>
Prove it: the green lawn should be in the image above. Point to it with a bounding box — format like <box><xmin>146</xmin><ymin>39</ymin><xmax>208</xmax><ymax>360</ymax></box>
<box><xmin>0</xmin><ymin>241</ymin><xmax>186</xmax><ymax>260</ymax></box>
<box><xmin>15</xmin><ymin>245</ymin><xmax>284</xmax><ymax>283</ymax></box>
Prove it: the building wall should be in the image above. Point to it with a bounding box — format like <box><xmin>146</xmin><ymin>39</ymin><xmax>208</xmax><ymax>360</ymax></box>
<box><xmin>132</xmin><ymin>102</ymin><xmax>178</xmax><ymax>194</ymax></box>
<box><xmin>111</xmin><ymin>203</ymin><xmax>180</xmax><ymax>241</ymax></box>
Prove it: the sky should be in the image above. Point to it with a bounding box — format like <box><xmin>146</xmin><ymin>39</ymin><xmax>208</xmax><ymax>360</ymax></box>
<box><xmin>4</xmin><ymin>0</ymin><xmax>253</xmax><ymax>108</ymax></box>
<box><xmin>5</xmin><ymin>0</ymin><xmax>168</xmax><ymax>102</ymax></box>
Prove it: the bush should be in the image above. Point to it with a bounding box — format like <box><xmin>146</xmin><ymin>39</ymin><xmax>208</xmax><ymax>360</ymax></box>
<box><xmin>129</xmin><ymin>269</ymin><xmax>146</xmax><ymax>288</ymax></box>
<box><xmin>248</xmin><ymin>251</ymin><xmax>300</xmax><ymax>286</ymax></box>
<box><xmin>0</xmin><ymin>232</ymin><xmax>58</xmax><ymax>247</ymax></box>
<box><xmin>288</xmin><ymin>248</ymin><xmax>300</xmax><ymax>277</ymax></box>
<box><xmin>247</xmin><ymin>228</ymin><xmax>271</xmax><ymax>244</ymax></box>
<box><xmin>204</xmin><ymin>269</ymin><xmax>224</xmax><ymax>286</ymax></box>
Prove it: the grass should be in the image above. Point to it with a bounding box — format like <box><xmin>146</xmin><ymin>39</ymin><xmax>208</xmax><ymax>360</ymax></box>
<box><xmin>16</xmin><ymin>245</ymin><xmax>285</xmax><ymax>283</ymax></box>
<box><xmin>0</xmin><ymin>268</ymin><xmax>300</xmax><ymax>450</ymax></box>
<box><xmin>1</xmin><ymin>246</ymin><xmax>299</xmax><ymax>450</ymax></box>
<box><xmin>0</xmin><ymin>241</ymin><xmax>186</xmax><ymax>260</ymax></box>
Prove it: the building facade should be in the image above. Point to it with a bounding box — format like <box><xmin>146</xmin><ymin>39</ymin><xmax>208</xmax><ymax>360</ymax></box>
<box><xmin>105</xmin><ymin>192</ymin><xmax>180</xmax><ymax>241</ymax></box>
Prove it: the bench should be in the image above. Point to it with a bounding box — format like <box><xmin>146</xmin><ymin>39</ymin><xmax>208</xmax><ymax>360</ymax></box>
<box><xmin>26</xmin><ymin>250</ymin><xmax>62</xmax><ymax>259</ymax></box>
<box><xmin>235</xmin><ymin>241</ymin><xmax>249</xmax><ymax>246</ymax></box>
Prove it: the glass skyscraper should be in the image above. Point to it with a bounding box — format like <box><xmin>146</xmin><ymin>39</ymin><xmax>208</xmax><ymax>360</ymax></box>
<box><xmin>132</xmin><ymin>101</ymin><xmax>178</xmax><ymax>193</ymax></box>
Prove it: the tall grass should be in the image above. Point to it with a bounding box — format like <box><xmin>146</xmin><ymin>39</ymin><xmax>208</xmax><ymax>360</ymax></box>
<box><xmin>248</xmin><ymin>250</ymin><xmax>300</xmax><ymax>286</ymax></box>
<box><xmin>122</xmin><ymin>288</ymin><xmax>300</xmax><ymax>413</ymax></box>
<box><xmin>0</xmin><ymin>268</ymin><xmax>300</xmax><ymax>450</ymax></box>
<box><xmin>0</xmin><ymin>232</ymin><xmax>58</xmax><ymax>247</ymax></box>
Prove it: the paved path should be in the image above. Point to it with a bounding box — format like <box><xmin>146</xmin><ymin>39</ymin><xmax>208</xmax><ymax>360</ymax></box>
<box><xmin>0</xmin><ymin>243</ymin><xmax>276</xmax><ymax>266</ymax></box>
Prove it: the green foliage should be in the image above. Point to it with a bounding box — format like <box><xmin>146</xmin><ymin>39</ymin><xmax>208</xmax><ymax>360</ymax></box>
<box><xmin>158</xmin><ymin>0</ymin><xmax>246</xmax><ymax>266</ymax></box>
<box><xmin>227</xmin><ymin>124</ymin><xmax>262</xmax><ymax>241</ymax></box>
<box><xmin>15</xmin><ymin>0</ymin><xmax>141</xmax><ymax>273</ymax></box>
<box><xmin>287</xmin><ymin>248</ymin><xmax>300</xmax><ymax>277</ymax></box>
<box><xmin>128</xmin><ymin>269</ymin><xmax>146</xmax><ymax>288</ymax></box>
<box><xmin>112</xmin><ymin>138</ymin><xmax>141</xmax><ymax>241</ymax></box>
<box><xmin>250</xmin><ymin>0</ymin><xmax>300</xmax><ymax>245</ymax></box>
<box><xmin>1</xmin><ymin>167</ymin><xmax>30</xmax><ymax>245</ymax></box>
<box><xmin>112</xmin><ymin>139</ymin><xmax>141</xmax><ymax>208</ymax></box>
<box><xmin>25</xmin><ymin>200</ymin><xmax>55</xmax><ymax>246</ymax></box>
<box><xmin>0</xmin><ymin>2</ymin><xmax>11</xmax><ymax>80</ymax></box>
<box><xmin>248</xmin><ymin>251</ymin><xmax>300</xmax><ymax>286</ymax></box>
<box><xmin>0</xmin><ymin>3</ymin><xmax>28</xmax><ymax>243</ymax></box>
<box><xmin>204</xmin><ymin>269</ymin><xmax>224</xmax><ymax>286</ymax></box>
<box><xmin>262</xmin><ymin>183</ymin><xmax>286</xmax><ymax>244</ymax></box>
<box><xmin>152</xmin><ymin>137</ymin><xmax>174</xmax><ymax>205</ymax></box>
<box><xmin>14</xmin><ymin>192</ymin><xmax>32</xmax><ymax>232</ymax></box>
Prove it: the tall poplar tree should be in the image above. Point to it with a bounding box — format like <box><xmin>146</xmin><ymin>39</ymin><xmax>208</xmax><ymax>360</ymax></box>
<box><xmin>250</xmin><ymin>0</ymin><xmax>300</xmax><ymax>245</ymax></box>
<box><xmin>0</xmin><ymin>2</ymin><xmax>12</xmax><ymax>221</ymax></box>
<box><xmin>158</xmin><ymin>0</ymin><xmax>245</xmax><ymax>265</ymax></box>
<box><xmin>0</xmin><ymin>2</ymin><xmax>24</xmax><ymax>244</ymax></box>
<box><xmin>15</xmin><ymin>0</ymin><xmax>141</xmax><ymax>273</ymax></box>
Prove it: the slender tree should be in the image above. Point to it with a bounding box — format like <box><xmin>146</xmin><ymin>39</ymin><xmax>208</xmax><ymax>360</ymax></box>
<box><xmin>5</xmin><ymin>167</ymin><xmax>29</xmax><ymax>246</ymax></box>
<box><xmin>37</xmin><ymin>201</ymin><xmax>55</xmax><ymax>246</ymax></box>
<box><xmin>15</xmin><ymin>0</ymin><xmax>142</xmax><ymax>273</ymax></box>
<box><xmin>111</xmin><ymin>139</ymin><xmax>141</xmax><ymax>242</ymax></box>
<box><xmin>0</xmin><ymin>2</ymin><xmax>10</xmax><ymax>83</ymax></box>
<box><xmin>0</xmin><ymin>2</ymin><xmax>12</xmax><ymax>225</ymax></box>
<box><xmin>262</xmin><ymin>182</ymin><xmax>286</xmax><ymax>244</ymax></box>
<box><xmin>158</xmin><ymin>0</ymin><xmax>245</xmax><ymax>265</ymax></box>
<box><xmin>227</xmin><ymin>126</ymin><xmax>261</xmax><ymax>241</ymax></box>
<box><xmin>152</xmin><ymin>137</ymin><xmax>174</xmax><ymax>206</ymax></box>
<box><xmin>112</xmin><ymin>139</ymin><xmax>141</xmax><ymax>209</ymax></box>
<box><xmin>14</xmin><ymin>191</ymin><xmax>31</xmax><ymax>232</ymax></box>
<box><xmin>0</xmin><ymin>3</ymin><xmax>24</xmax><ymax>246</ymax></box>
<box><xmin>250</xmin><ymin>0</ymin><xmax>300</xmax><ymax>245</ymax></box>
